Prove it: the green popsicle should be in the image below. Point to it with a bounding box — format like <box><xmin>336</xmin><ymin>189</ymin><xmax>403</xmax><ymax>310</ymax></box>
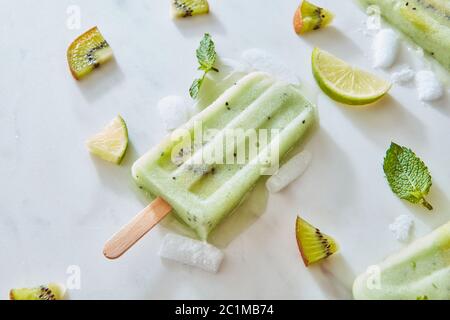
<box><xmin>353</xmin><ymin>221</ymin><xmax>450</xmax><ymax>300</ymax></box>
<box><xmin>132</xmin><ymin>72</ymin><xmax>316</xmax><ymax>239</ymax></box>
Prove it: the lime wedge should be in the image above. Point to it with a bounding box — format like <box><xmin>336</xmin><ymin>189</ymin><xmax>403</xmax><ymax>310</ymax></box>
<box><xmin>312</xmin><ymin>48</ymin><xmax>391</xmax><ymax>105</ymax></box>
<box><xmin>86</xmin><ymin>115</ymin><xmax>129</xmax><ymax>164</ymax></box>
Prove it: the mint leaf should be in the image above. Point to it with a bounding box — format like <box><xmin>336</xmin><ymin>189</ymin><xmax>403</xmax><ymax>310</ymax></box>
<box><xmin>383</xmin><ymin>142</ymin><xmax>433</xmax><ymax>210</ymax></box>
<box><xmin>189</xmin><ymin>77</ymin><xmax>203</xmax><ymax>99</ymax></box>
<box><xmin>189</xmin><ymin>33</ymin><xmax>219</xmax><ymax>99</ymax></box>
<box><xmin>196</xmin><ymin>33</ymin><xmax>217</xmax><ymax>71</ymax></box>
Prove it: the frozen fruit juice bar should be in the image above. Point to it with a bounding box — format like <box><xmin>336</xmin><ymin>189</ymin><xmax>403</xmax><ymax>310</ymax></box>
<box><xmin>359</xmin><ymin>0</ymin><xmax>450</xmax><ymax>70</ymax></box>
<box><xmin>353</xmin><ymin>221</ymin><xmax>450</xmax><ymax>300</ymax></box>
<box><xmin>132</xmin><ymin>72</ymin><xmax>316</xmax><ymax>239</ymax></box>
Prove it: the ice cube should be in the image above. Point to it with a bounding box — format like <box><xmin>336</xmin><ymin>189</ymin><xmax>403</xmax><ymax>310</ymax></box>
<box><xmin>372</xmin><ymin>29</ymin><xmax>399</xmax><ymax>69</ymax></box>
<box><xmin>266</xmin><ymin>150</ymin><xmax>312</xmax><ymax>193</ymax></box>
<box><xmin>389</xmin><ymin>215</ymin><xmax>414</xmax><ymax>242</ymax></box>
<box><xmin>415</xmin><ymin>70</ymin><xmax>444</xmax><ymax>102</ymax></box>
<box><xmin>391</xmin><ymin>66</ymin><xmax>415</xmax><ymax>84</ymax></box>
<box><xmin>157</xmin><ymin>96</ymin><xmax>191</xmax><ymax>131</ymax></box>
<box><xmin>242</xmin><ymin>49</ymin><xmax>299</xmax><ymax>84</ymax></box>
<box><xmin>159</xmin><ymin>233</ymin><xmax>224</xmax><ymax>273</ymax></box>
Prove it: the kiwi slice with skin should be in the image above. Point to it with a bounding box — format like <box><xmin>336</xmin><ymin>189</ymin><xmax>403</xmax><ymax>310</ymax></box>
<box><xmin>10</xmin><ymin>283</ymin><xmax>65</xmax><ymax>300</ymax></box>
<box><xmin>171</xmin><ymin>0</ymin><xmax>209</xmax><ymax>18</ymax></box>
<box><xmin>293</xmin><ymin>0</ymin><xmax>334</xmax><ymax>35</ymax></box>
<box><xmin>296</xmin><ymin>216</ymin><xmax>339</xmax><ymax>266</ymax></box>
<box><xmin>67</xmin><ymin>27</ymin><xmax>113</xmax><ymax>80</ymax></box>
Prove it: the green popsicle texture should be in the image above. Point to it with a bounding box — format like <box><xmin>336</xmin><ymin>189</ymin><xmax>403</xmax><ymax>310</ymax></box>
<box><xmin>132</xmin><ymin>72</ymin><xmax>316</xmax><ymax>239</ymax></box>
<box><xmin>359</xmin><ymin>0</ymin><xmax>450</xmax><ymax>71</ymax></box>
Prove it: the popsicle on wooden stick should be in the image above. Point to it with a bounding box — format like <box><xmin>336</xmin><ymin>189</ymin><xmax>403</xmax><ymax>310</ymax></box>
<box><xmin>104</xmin><ymin>72</ymin><xmax>317</xmax><ymax>259</ymax></box>
<box><xmin>103</xmin><ymin>197</ymin><xmax>172</xmax><ymax>259</ymax></box>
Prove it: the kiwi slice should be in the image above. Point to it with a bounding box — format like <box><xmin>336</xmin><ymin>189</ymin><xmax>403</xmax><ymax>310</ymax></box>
<box><xmin>296</xmin><ymin>216</ymin><xmax>339</xmax><ymax>266</ymax></box>
<box><xmin>293</xmin><ymin>1</ymin><xmax>334</xmax><ymax>35</ymax></box>
<box><xmin>171</xmin><ymin>0</ymin><xmax>209</xmax><ymax>18</ymax></box>
<box><xmin>10</xmin><ymin>283</ymin><xmax>65</xmax><ymax>300</ymax></box>
<box><xmin>67</xmin><ymin>26</ymin><xmax>113</xmax><ymax>80</ymax></box>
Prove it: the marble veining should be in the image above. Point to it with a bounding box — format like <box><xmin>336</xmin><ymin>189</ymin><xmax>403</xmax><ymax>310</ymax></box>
<box><xmin>0</xmin><ymin>0</ymin><xmax>449</xmax><ymax>299</ymax></box>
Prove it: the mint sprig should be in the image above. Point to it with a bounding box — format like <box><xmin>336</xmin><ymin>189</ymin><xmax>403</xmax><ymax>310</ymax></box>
<box><xmin>190</xmin><ymin>33</ymin><xmax>218</xmax><ymax>99</ymax></box>
<box><xmin>189</xmin><ymin>77</ymin><xmax>203</xmax><ymax>101</ymax></box>
<box><xmin>383</xmin><ymin>142</ymin><xmax>433</xmax><ymax>210</ymax></box>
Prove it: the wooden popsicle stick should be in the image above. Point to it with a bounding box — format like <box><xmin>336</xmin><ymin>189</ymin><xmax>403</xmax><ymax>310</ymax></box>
<box><xmin>103</xmin><ymin>197</ymin><xmax>172</xmax><ymax>260</ymax></box>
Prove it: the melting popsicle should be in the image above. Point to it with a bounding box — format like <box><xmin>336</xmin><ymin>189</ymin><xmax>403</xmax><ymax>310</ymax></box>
<box><xmin>353</xmin><ymin>221</ymin><xmax>450</xmax><ymax>300</ymax></box>
<box><xmin>359</xmin><ymin>0</ymin><xmax>450</xmax><ymax>70</ymax></box>
<box><xmin>104</xmin><ymin>72</ymin><xmax>316</xmax><ymax>258</ymax></box>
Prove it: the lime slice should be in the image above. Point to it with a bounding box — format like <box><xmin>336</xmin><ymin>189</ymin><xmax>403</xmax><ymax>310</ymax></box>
<box><xmin>86</xmin><ymin>115</ymin><xmax>129</xmax><ymax>164</ymax></box>
<box><xmin>312</xmin><ymin>48</ymin><xmax>391</xmax><ymax>105</ymax></box>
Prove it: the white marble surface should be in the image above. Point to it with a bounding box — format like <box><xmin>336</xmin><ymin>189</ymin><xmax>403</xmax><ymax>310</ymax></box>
<box><xmin>0</xmin><ymin>0</ymin><xmax>449</xmax><ymax>300</ymax></box>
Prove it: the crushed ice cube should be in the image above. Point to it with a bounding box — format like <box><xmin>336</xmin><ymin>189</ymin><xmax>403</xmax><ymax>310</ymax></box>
<box><xmin>266</xmin><ymin>150</ymin><xmax>312</xmax><ymax>193</ymax></box>
<box><xmin>218</xmin><ymin>58</ymin><xmax>252</xmax><ymax>74</ymax></box>
<box><xmin>159</xmin><ymin>233</ymin><xmax>224</xmax><ymax>273</ymax></box>
<box><xmin>241</xmin><ymin>49</ymin><xmax>299</xmax><ymax>84</ymax></box>
<box><xmin>391</xmin><ymin>66</ymin><xmax>415</xmax><ymax>84</ymax></box>
<box><xmin>372</xmin><ymin>29</ymin><xmax>399</xmax><ymax>69</ymax></box>
<box><xmin>415</xmin><ymin>70</ymin><xmax>444</xmax><ymax>102</ymax></box>
<box><xmin>389</xmin><ymin>215</ymin><xmax>414</xmax><ymax>242</ymax></box>
<box><xmin>157</xmin><ymin>96</ymin><xmax>191</xmax><ymax>131</ymax></box>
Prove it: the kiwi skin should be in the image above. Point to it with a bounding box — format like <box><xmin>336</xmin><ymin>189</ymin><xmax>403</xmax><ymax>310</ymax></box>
<box><xmin>296</xmin><ymin>216</ymin><xmax>339</xmax><ymax>267</ymax></box>
<box><xmin>293</xmin><ymin>1</ymin><xmax>334</xmax><ymax>35</ymax></box>
<box><xmin>293</xmin><ymin>7</ymin><xmax>304</xmax><ymax>34</ymax></box>
<box><xmin>67</xmin><ymin>26</ymin><xmax>96</xmax><ymax>80</ymax></box>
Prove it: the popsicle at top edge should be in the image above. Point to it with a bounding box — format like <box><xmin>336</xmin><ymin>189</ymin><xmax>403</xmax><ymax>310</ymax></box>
<box><xmin>353</xmin><ymin>221</ymin><xmax>450</xmax><ymax>300</ymax></box>
<box><xmin>359</xmin><ymin>0</ymin><xmax>450</xmax><ymax>71</ymax></box>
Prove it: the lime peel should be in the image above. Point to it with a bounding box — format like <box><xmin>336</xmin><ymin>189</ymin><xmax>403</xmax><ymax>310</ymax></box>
<box><xmin>312</xmin><ymin>48</ymin><xmax>391</xmax><ymax>105</ymax></box>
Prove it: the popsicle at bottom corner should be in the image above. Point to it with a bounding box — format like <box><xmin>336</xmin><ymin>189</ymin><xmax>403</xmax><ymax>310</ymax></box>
<box><xmin>358</xmin><ymin>0</ymin><xmax>450</xmax><ymax>71</ymax></box>
<box><xmin>353</xmin><ymin>221</ymin><xmax>450</xmax><ymax>300</ymax></box>
<box><xmin>132</xmin><ymin>72</ymin><xmax>317</xmax><ymax>240</ymax></box>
